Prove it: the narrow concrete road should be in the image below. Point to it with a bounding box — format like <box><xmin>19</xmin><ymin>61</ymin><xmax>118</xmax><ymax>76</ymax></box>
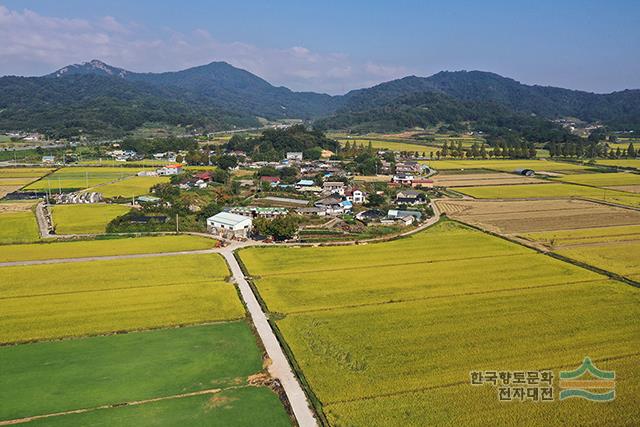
<box><xmin>220</xmin><ymin>249</ymin><xmax>318</xmax><ymax>427</ymax></box>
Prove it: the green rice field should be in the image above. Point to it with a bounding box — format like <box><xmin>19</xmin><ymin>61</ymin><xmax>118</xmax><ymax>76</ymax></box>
<box><xmin>0</xmin><ymin>323</ymin><xmax>290</xmax><ymax>426</ymax></box>
<box><xmin>90</xmin><ymin>175</ymin><xmax>169</xmax><ymax>198</ymax></box>
<box><xmin>51</xmin><ymin>204</ymin><xmax>131</xmax><ymax>234</ymax></box>
<box><xmin>239</xmin><ymin>221</ymin><xmax>640</xmax><ymax>425</ymax></box>
<box><xmin>25</xmin><ymin>388</ymin><xmax>291</xmax><ymax>427</ymax></box>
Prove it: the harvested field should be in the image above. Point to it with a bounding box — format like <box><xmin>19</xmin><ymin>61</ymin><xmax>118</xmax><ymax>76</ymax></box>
<box><xmin>0</xmin><ymin>168</ymin><xmax>53</xmax><ymax>197</ymax></box>
<box><xmin>353</xmin><ymin>174</ymin><xmax>393</xmax><ymax>182</ymax></box>
<box><xmin>0</xmin><ymin>254</ymin><xmax>244</xmax><ymax>343</ymax></box>
<box><xmin>455</xmin><ymin>183</ymin><xmax>640</xmax><ymax>208</ymax></box>
<box><xmin>0</xmin><ymin>200</ymin><xmax>37</xmax><ymax>213</ymax></box>
<box><xmin>436</xmin><ymin>199</ymin><xmax>640</xmax><ymax>233</ymax></box>
<box><xmin>430</xmin><ymin>172</ymin><xmax>545</xmax><ymax>187</ymax></box>
<box><xmin>240</xmin><ymin>221</ymin><xmax>640</xmax><ymax>425</ymax></box>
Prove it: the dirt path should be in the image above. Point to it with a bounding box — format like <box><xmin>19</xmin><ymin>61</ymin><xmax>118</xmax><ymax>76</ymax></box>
<box><xmin>0</xmin><ymin>248</ymin><xmax>220</xmax><ymax>267</ymax></box>
<box><xmin>0</xmin><ymin>387</ymin><xmax>227</xmax><ymax>426</ymax></box>
<box><xmin>34</xmin><ymin>202</ymin><xmax>52</xmax><ymax>238</ymax></box>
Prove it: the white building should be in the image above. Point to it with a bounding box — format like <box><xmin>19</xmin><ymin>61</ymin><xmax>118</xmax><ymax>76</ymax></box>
<box><xmin>286</xmin><ymin>152</ymin><xmax>303</xmax><ymax>161</ymax></box>
<box><xmin>346</xmin><ymin>189</ymin><xmax>366</xmax><ymax>204</ymax></box>
<box><xmin>156</xmin><ymin>164</ymin><xmax>183</xmax><ymax>176</ymax></box>
<box><xmin>206</xmin><ymin>212</ymin><xmax>253</xmax><ymax>239</ymax></box>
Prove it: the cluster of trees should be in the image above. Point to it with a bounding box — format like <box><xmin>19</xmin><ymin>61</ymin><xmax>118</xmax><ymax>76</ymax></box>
<box><xmin>253</xmin><ymin>216</ymin><xmax>300</xmax><ymax>241</ymax></box>
<box><xmin>225</xmin><ymin>125</ymin><xmax>339</xmax><ymax>161</ymax></box>
<box><xmin>256</xmin><ymin>166</ymin><xmax>299</xmax><ymax>184</ymax></box>
<box><xmin>120</xmin><ymin>136</ymin><xmax>198</xmax><ymax>155</ymax></box>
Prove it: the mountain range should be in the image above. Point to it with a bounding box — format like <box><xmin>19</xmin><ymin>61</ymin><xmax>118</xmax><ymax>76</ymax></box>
<box><xmin>0</xmin><ymin>59</ymin><xmax>638</xmax><ymax>138</ymax></box>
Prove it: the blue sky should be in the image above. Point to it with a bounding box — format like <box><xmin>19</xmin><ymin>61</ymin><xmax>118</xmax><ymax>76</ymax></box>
<box><xmin>1</xmin><ymin>0</ymin><xmax>638</xmax><ymax>94</ymax></box>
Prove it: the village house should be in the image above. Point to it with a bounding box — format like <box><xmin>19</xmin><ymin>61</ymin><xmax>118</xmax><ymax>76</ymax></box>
<box><xmin>296</xmin><ymin>179</ymin><xmax>315</xmax><ymax>189</ymax></box>
<box><xmin>395</xmin><ymin>161</ymin><xmax>422</xmax><ymax>175</ymax></box>
<box><xmin>345</xmin><ymin>188</ymin><xmax>366</xmax><ymax>204</ymax></box>
<box><xmin>260</xmin><ymin>176</ymin><xmax>281</xmax><ymax>187</ymax></box>
<box><xmin>395</xmin><ymin>190</ymin><xmax>427</xmax><ymax>205</ymax></box>
<box><xmin>194</xmin><ymin>171</ymin><xmax>214</xmax><ymax>182</ymax></box>
<box><xmin>392</xmin><ymin>174</ymin><xmax>414</xmax><ymax>185</ymax></box>
<box><xmin>383</xmin><ymin>209</ymin><xmax>423</xmax><ymax>225</ymax></box>
<box><xmin>157</xmin><ymin>164</ymin><xmax>183</xmax><ymax>176</ymax></box>
<box><xmin>206</xmin><ymin>212</ymin><xmax>253</xmax><ymax>239</ymax></box>
<box><xmin>323</xmin><ymin>181</ymin><xmax>345</xmax><ymax>196</ymax></box>
<box><xmin>314</xmin><ymin>196</ymin><xmax>352</xmax><ymax>215</ymax></box>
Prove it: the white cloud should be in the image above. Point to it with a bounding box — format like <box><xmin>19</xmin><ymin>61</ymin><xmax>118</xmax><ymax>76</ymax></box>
<box><xmin>0</xmin><ymin>4</ymin><xmax>411</xmax><ymax>94</ymax></box>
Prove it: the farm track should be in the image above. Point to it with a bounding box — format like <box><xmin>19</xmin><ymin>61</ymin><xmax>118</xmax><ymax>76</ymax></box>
<box><xmin>221</xmin><ymin>250</ymin><xmax>318</xmax><ymax>427</ymax></box>
<box><xmin>0</xmin><ymin>248</ymin><xmax>219</xmax><ymax>267</ymax></box>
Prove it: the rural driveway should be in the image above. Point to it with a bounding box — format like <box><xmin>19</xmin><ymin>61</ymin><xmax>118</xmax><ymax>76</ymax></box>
<box><xmin>220</xmin><ymin>248</ymin><xmax>318</xmax><ymax>427</ymax></box>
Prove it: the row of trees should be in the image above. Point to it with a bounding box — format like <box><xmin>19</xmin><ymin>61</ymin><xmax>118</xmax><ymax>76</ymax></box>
<box><xmin>547</xmin><ymin>142</ymin><xmax>637</xmax><ymax>158</ymax></box>
<box><xmin>432</xmin><ymin>140</ymin><xmax>536</xmax><ymax>160</ymax></box>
